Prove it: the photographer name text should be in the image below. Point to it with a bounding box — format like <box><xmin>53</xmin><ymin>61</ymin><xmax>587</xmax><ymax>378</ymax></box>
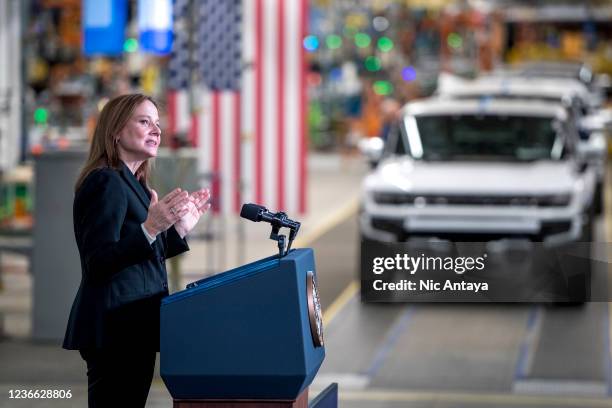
<box><xmin>372</xmin><ymin>279</ymin><xmax>488</xmax><ymax>293</ymax></box>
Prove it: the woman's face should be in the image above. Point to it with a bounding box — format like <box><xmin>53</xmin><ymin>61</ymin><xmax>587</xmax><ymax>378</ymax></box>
<box><xmin>116</xmin><ymin>100</ymin><xmax>161</xmax><ymax>162</ymax></box>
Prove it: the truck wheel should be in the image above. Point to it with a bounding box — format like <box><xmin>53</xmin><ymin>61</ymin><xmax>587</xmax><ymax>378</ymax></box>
<box><xmin>594</xmin><ymin>181</ymin><xmax>604</xmax><ymax>216</ymax></box>
<box><xmin>567</xmin><ymin>263</ymin><xmax>591</xmax><ymax>305</ymax></box>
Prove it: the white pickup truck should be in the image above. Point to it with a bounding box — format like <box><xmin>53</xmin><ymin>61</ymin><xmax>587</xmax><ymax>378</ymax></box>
<box><xmin>360</xmin><ymin>98</ymin><xmax>597</xmax><ymax>246</ymax></box>
<box><xmin>436</xmin><ymin>74</ymin><xmax>608</xmax><ymax>214</ymax></box>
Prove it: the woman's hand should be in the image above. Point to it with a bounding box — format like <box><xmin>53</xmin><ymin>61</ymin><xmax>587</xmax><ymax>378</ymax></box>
<box><xmin>174</xmin><ymin>189</ymin><xmax>211</xmax><ymax>238</ymax></box>
<box><xmin>143</xmin><ymin>188</ymin><xmax>191</xmax><ymax>237</ymax></box>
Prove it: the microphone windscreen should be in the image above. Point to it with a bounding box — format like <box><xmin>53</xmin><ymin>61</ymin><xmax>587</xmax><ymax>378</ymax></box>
<box><xmin>240</xmin><ymin>203</ymin><xmax>266</xmax><ymax>221</ymax></box>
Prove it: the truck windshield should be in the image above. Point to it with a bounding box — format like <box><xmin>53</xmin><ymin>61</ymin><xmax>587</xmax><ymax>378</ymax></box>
<box><xmin>403</xmin><ymin>114</ymin><xmax>564</xmax><ymax>162</ymax></box>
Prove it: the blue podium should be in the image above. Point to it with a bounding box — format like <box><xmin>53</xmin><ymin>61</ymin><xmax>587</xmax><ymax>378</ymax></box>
<box><xmin>160</xmin><ymin>248</ymin><xmax>326</xmax><ymax>407</ymax></box>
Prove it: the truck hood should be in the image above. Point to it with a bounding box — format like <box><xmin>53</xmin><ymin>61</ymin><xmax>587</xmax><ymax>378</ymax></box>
<box><xmin>365</xmin><ymin>158</ymin><xmax>578</xmax><ymax>195</ymax></box>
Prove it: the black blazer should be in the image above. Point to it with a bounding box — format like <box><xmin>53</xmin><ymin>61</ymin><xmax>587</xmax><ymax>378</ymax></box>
<box><xmin>63</xmin><ymin>162</ymin><xmax>189</xmax><ymax>350</ymax></box>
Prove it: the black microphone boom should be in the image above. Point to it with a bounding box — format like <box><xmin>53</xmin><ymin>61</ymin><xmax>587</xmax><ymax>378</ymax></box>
<box><xmin>240</xmin><ymin>203</ymin><xmax>301</xmax><ymax>257</ymax></box>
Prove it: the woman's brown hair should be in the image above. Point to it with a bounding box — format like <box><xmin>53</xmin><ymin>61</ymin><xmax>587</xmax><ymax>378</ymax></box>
<box><xmin>74</xmin><ymin>94</ymin><xmax>159</xmax><ymax>192</ymax></box>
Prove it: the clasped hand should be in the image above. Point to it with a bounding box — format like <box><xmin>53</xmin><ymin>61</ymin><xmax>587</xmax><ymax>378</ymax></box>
<box><xmin>143</xmin><ymin>188</ymin><xmax>211</xmax><ymax>239</ymax></box>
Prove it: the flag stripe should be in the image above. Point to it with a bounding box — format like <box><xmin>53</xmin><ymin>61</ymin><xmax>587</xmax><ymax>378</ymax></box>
<box><xmin>199</xmin><ymin>94</ymin><xmax>212</xmax><ymax>188</ymax></box>
<box><xmin>263</xmin><ymin>0</ymin><xmax>278</xmax><ymax>209</ymax></box>
<box><xmin>299</xmin><ymin>0</ymin><xmax>307</xmax><ymax>213</ymax></box>
<box><xmin>234</xmin><ymin>92</ymin><xmax>242</xmax><ymax>213</ymax></box>
<box><xmin>254</xmin><ymin>0</ymin><xmax>263</xmax><ymax>204</ymax></box>
<box><xmin>285</xmin><ymin>0</ymin><xmax>299</xmax><ymax>214</ymax></box>
<box><xmin>189</xmin><ymin>113</ymin><xmax>199</xmax><ymax>147</ymax></box>
<box><xmin>241</xmin><ymin>0</ymin><xmax>255</xmax><ymax>206</ymax></box>
<box><xmin>276</xmin><ymin>0</ymin><xmax>285</xmax><ymax>211</ymax></box>
<box><xmin>221</xmin><ymin>93</ymin><xmax>234</xmax><ymax>214</ymax></box>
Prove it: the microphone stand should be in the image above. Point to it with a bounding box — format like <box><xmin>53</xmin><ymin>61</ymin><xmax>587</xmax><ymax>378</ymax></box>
<box><xmin>267</xmin><ymin>212</ymin><xmax>300</xmax><ymax>258</ymax></box>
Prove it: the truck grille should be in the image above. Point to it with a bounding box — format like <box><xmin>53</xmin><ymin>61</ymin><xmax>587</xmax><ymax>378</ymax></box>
<box><xmin>373</xmin><ymin>193</ymin><xmax>570</xmax><ymax>207</ymax></box>
<box><xmin>370</xmin><ymin>217</ymin><xmax>572</xmax><ymax>241</ymax></box>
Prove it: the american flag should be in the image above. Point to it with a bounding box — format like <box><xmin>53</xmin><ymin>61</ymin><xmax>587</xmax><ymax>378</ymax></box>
<box><xmin>242</xmin><ymin>0</ymin><xmax>308</xmax><ymax>215</ymax></box>
<box><xmin>166</xmin><ymin>0</ymin><xmax>194</xmax><ymax>147</ymax></box>
<box><xmin>167</xmin><ymin>0</ymin><xmax>308</xmax><ymax>215</ymax></box>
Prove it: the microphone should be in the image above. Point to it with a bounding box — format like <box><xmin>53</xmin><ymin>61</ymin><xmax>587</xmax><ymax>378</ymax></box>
<box><xmin>240</xmin><ymin>203</ymin><xmax>299</xmax><ymax>229</ymax></box>
<box><xmin>239</xmin><ymin>203</ymin><xmax>268</xmax><ymax>222</ymax></box>
<box><xmin>240</xmin><ymin>203</ymin><xmax>301</xmax><ymax>256</ymax></box>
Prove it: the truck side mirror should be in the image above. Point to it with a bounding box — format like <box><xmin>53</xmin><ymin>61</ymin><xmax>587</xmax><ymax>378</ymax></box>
<box><xmin>358</xmin><ymin>137</ymin><xmax>384</xmax><ymax>168</ymax></box>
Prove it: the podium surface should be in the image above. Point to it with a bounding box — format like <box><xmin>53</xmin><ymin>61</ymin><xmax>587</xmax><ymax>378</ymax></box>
<box><xmin>161</xmin><ymin>248</ymin><xmax>325</xmax><ymax>401</ymax></box>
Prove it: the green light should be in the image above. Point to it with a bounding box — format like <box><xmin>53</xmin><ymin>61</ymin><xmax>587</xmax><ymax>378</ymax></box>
<box><xmin>124</xmin><ymin>38</ymin><xmax>139</xmax><ymax>53</ymax></box>
<box><xmin>373</xmin><ymin>81</ymin><xmax>393</xmax><ymax>96</ymax></box>
<box><xmin>326</xmin><ymin>34</ymin><xmax>342</xmax><ymax>49</ymax></box>
<box><xmin>355</xmin><ymin>33</ymin><xmax>371</xmax><ymax>48</ymax></box>
<box><xmin>377</xmin><ymin>37</ymin><xmax>394</xmax><ymax>52</ymax></box>
<box><xmin>447</xmin><ymin>33</ymin><xmax>463</xmax><ymax>50</ymax></box>
<box><xmin>364</xmin><ymin>56</ymin><xmax>381</xmax><ymax>72</ymax></box>
<box><xmin>34</xmin><ymin>108</ymin><xmax>48</xmax><ymax>124</ymax></box>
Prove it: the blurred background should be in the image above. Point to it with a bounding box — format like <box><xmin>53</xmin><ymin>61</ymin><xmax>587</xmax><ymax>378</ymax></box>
<box><xmin>1</xmin><ymin>0</ymin><xmax>612</xmax><ymax>407</ymax></box>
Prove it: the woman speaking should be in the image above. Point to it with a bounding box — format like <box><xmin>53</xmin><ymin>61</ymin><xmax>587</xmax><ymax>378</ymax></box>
<box><xmin>63</xmin><ymin>94</ymin><xmax>210</xmax><ymax>407</ymax></box>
